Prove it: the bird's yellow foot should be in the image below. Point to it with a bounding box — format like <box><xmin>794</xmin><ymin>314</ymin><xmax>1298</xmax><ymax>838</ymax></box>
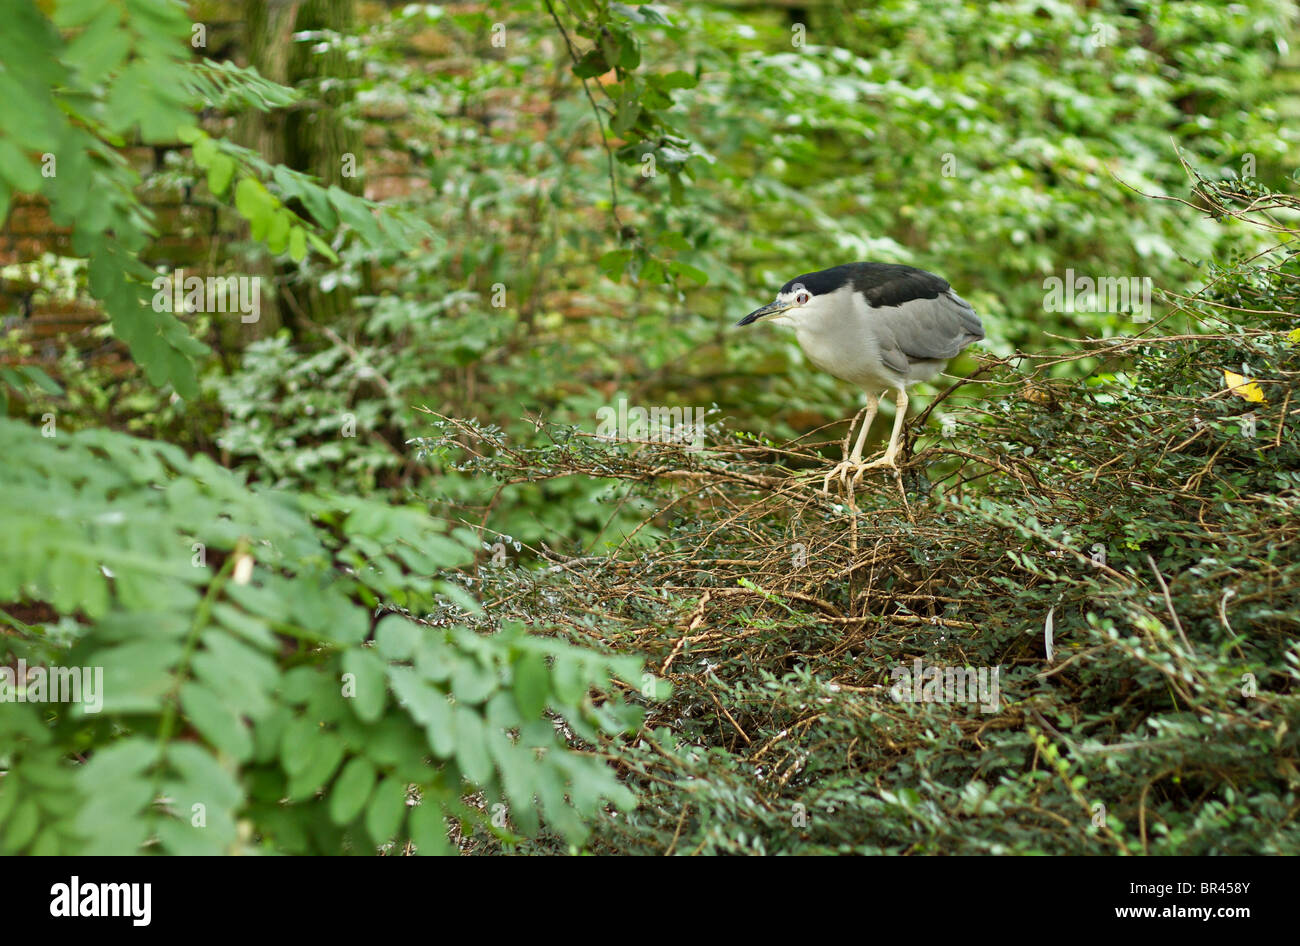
<box><xmin>821</xmin><ymin>453</ymin><xmax>900</xmax><ymax>492</ymax></box>
<box><xmin>854</xmin><ymin>452</ymin><xmax>900</xmax><ymax>473</ymax></box>
<box><xmin>821</xmin><ymin>461</ymin><xmax>855</xmax><ymax>493</ymax></box>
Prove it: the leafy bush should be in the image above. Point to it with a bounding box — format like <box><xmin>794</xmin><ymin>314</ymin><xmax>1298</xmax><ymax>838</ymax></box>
<box><xmin>0</xmin><ymin>417</ymin><xmax>651</xmax><ymax>853</ymax></box>
<box><xmin>433</xmin><ymin>179</ymin><xmax>1300</xmax><ymax>854</ymax></box>
<box><xmin>0</xmin><ymin>0</ymin><xmax>658</xmax><ymax>856</ymax></box>
<box><xmin>3</xmin><ymin>0</ymin><xmax>1298</xmax><ymax>857</ymax></box>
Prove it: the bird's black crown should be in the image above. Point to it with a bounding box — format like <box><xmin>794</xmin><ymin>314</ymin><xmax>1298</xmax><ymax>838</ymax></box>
<box><xmin>782</xmin><ymin>262</ymin><xmax>951</xmax><ymax>309</ymax></box>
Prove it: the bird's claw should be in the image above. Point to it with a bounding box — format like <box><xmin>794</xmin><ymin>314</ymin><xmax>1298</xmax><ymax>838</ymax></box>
<box><xmin>820</xmin><ymin>454</ymin><xmax>900</xmax><ymax>493</ymax></box>
<box><xmin>855</xmin><ymin>453</ymin><xmax>900</xmax><ymax>473</ymax></box>
<box><xmin>821</xmin><ymin>461</ymin><xmax>853</xmax><ymax>493</ymax></box>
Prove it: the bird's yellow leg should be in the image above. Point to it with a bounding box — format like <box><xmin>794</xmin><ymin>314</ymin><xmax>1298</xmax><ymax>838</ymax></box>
<box><xmin>822</xmin><ymin>392</ymin><xmax>879</xmax><ymax>491</ymax></box>
<box><xmin>853</xmin><ymin>387</ymin><xmax>908</xmax><ymax>479</ymax></box>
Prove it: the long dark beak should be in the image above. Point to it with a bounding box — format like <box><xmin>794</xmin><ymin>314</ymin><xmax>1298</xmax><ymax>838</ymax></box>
<box><xmin>736</xmin><ymin>300</ymin><xmax>788</xmax><ymax>326</ymax></box>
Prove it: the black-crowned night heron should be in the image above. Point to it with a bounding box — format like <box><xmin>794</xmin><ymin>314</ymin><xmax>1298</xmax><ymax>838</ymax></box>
<box><xmin>737</xmin><ymin>262</ymin><xmax>984</xmax><ymax>491</ymax></box>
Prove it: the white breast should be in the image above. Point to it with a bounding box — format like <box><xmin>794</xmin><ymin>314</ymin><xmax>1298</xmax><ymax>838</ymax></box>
<box><xmin>788</xmin><ymin>286</ymin><xmax>907</xmax><ymax>390</ymax></box>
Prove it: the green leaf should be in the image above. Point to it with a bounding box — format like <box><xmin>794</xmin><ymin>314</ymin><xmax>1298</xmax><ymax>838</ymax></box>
<box><xmin>453</xmin><ymin>706</ymin><xmax>492</xmax><ymax>783</ymax></box>
<box><xmin>669</xmin><ymin>261</ymin><xmax>708</xmax><ymax>285</ymax></box>
<box><xmin>365</xmin><ymin>776</ymin><xmax>407</xmax><ymax>843</ymax></box>
<box><xmin>449</xmin><ymin>656</ymin><xmax>497</xmax><ymax>705</ymax></box>
<box><xmin>266</xmin><ymin>211</ymin><xmax>291</xmax><ymax>254</ymax></box>
<box><xmin>550</xmin><ymin>655</ymin><xmax>589</xmax><ymax>706</ymax></box>
<box><xmin>328</xmin><ymin>757</ymin><xmax>377</xmax><ymax>825</ymax></box>
<box><xmin>167</xmin><ymin>743</ymin><xmax>243</xmax><ymax>809</ymax></box>
<box><xmin>598</xmin><ymin>249</ymin><xmax>632</xmax><ymax>280</ymax></box>
<box><xmin>572</xmin><ymin>50</ymin><xmax>609</xmax><ymax>79</ymax></box>
<box><xmin>53</xmin><ymin>0</ymin><xmax>111</xmax><ymax>29</ymax></box>
<box><xmin>512</xmin><ymin>652</ymin><xmax>550</xmax><ymax>718</ymax></box>
<box><xmin>207</xmin><ymin>154</ymin><xmax>235</xmax><ymax>196</ymax></box>
<box><xmin>235</xmin><ymin>177</ymin><xmax>272</xmax><ymax>222</ymax></box>
<box><xmin>617</xmin><ymin>34</ymin><xmax>640</xmax><ymax>69</ymax></box>
<box><xmin>342</xmin><ymin>648</ymin><xmax>388</xmax><ymax>723</ymax></box>
<box><xmin>375</xmin><ymin>614</ymin><xmax>420</xmax><ymax>660</ymax></box>
<box><xmin>285</xmin><ymin>732</ymin><xmax>345</xmax><ymax>802</ymax></box>
<box><xmin>409</xmin><ymin>799</ymin><xmax>451</xmax><ymax>855</ymax></box>
<box><xmin>328</xmin><ymin>186</ymin><xmax>381</xmax><ymax>245</ymax></box>
<box><xmin>63</xmin><ymin>5</ymin><xmax>128</xmax><ymax>85</ymax></box>
<box><xmin>280</xmin><ymin>715</ymin><xmax>324</xmax><ymax>776</ymax></box>
<box><xmin>612</xmin><ymin>102</ymin><xmax>641</xmax><ymax>136</ymax></box>
<box><xmin>18</xmin><ymin>365</ymin><xmax>63</xmax><ymax>395</ymax></box>
<box><xmin>288</xmin><ymin>225</ymin><xmax>307</xmax><ymax>262</ymax></box>
<box><xmin>638</xmin><ymin>257</ymin><xmax>663</xmax><ymax>285</ymax></box>
<box><xmin>0</xmin><ymin>780</ymin><xmax>19</xmax><ymax>825</ymax></box>
<box><xmin>0</xmin><ymin>140</ymin><xmax>44</xmax><ymax>192</ymax></box>
<box><xmin>307</xmin><ymin>231</ymin><xmax>339</xmax><ymax>262</ymax></box>
<box><xmin>192</xmin><ymin>134</ymin><xmax>216</xmax><ymax>168</ymax></box>
<box><xmin>180</xmin><ymin>682</ymin><xmax>253</xmax><ymax>761</ymax></box>
<box><xmin>656</xmin><ymin>70</ymin><xmax>697</xmax><ymax>90</ymax></box>
<box><xmin>2</xmin><ymin>798</ymin><xmax>39</xmax><ymax>851</ymax></box>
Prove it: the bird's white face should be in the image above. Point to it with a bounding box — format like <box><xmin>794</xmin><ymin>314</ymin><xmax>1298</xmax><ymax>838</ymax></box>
<box><xmin>736</xmin><ymin>282</ymin><xmax>819</xmax><ymax>327</ymax></box>
<box><xmin>738</xmin><ymin>282</ymin><xmax>857</xmax><ymax>330</ymax></box>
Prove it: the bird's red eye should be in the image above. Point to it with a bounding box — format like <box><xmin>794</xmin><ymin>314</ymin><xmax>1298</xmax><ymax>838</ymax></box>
<box><xmin>796</xmin><ymin>291</ymin><xmax>810</xmax><ymax>305</ymax></box>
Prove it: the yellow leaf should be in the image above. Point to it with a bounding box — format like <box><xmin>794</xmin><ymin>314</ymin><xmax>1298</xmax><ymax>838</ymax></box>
<box><xmin>1287</xmin><ymin>327</ymin><xmax>1300</xmax><ymax>344</ymax></box>
<box><xmin>1224</xmin><ymin>369</ymin><xmax>1267</xmax><ymax>404</ymax></box>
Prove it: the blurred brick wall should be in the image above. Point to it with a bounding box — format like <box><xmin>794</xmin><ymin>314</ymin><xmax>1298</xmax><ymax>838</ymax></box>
<box><xmin>0</xmin><ymin>0</ymin><xmax>433</xmax><ymax>367</ymax></box>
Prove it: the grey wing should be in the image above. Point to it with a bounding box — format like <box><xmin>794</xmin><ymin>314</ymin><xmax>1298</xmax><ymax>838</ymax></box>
<box><xmin>878</xmin><ymin>290</ymin><xmax>984</xmax><ymax>373</ymax></box>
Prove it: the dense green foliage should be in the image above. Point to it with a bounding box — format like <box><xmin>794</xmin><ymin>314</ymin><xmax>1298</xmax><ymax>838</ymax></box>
<box><xmin>0</xmin><ymin>0</ymin><xmax>655</xmax><ymax>855</ymax></box>
<box><xmin>445</xmin><ymin>189</ymin><xmax>1300</xmax><ymax>852</ymax></box>
<box><xmin>1</xmin><ymin>0</ymin><xmax>1297</xmax><ymax>854</ymax></box>
<box><xmin>0</xmin><ymin>418</ymin><xmax>643</xmax><ymax>853</ymax></box>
